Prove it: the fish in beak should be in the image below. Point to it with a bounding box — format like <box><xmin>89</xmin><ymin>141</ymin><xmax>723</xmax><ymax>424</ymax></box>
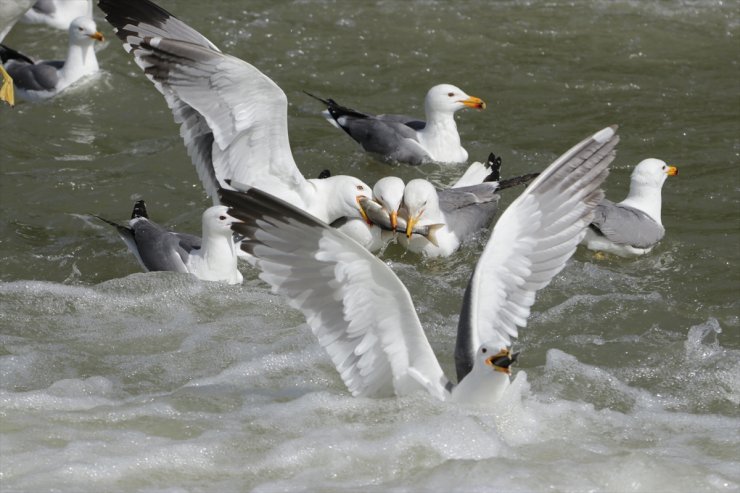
<box><xmin>485</xmin><ymin>348</ymin><xmax>519</xmax><ymax>375</ymax></box>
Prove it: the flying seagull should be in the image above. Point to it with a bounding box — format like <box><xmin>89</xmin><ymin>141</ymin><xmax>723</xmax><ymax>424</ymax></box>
<box><xmin>98</xmin><ymin>0</ymin><xmax>373</xmax><ymax>229</ymax></box>
<box><xmin>219</xmin><ymin>126</ymin><xmax>618</xmax><ymax>405</ymax></box>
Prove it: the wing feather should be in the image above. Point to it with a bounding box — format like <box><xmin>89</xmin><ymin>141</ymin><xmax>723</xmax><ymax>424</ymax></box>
<box><xmin>100</xmin><ymin>0</ymin><xmax>307</xmax><ymax>205</ymax></box>
<box><xmin>455</xmin><ymin>126</ymin><xmax>619</xmax><ymax>380</ymax></box>
<box><xmin>219</xmin><ymin>186</ymin><xmax>450</xmax><ymax>399</ymax></box>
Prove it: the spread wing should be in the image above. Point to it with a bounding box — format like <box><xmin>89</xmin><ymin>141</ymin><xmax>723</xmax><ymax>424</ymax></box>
<box><xmin>455</xmin><ymin>126</ymin><xmax>619</xmax><ymax>380</ymax></box>
<box><xmin>99</xmin><ymin>0</ymin><xmax>308</xmax><ymax>205</ymax></box>
<box><xmin>219</xmin><ymin>186</ymin><xmax>451</xmax><ymax>400</ymax></box>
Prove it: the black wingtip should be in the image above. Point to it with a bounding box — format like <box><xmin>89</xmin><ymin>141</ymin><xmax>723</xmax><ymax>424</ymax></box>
<box><xmin>304</xmin><ymin>90</ymin><xmax>331</xmax><ymax>106</ymax></box>
<box><xmin>317</xmin><ymin>169</ymin><xmax>332</xmax><ymax>179</ymax></box>
<box><xmin>497</xmin><ymin>173</ymin><xmax>540</xmax><ymax>191</ymax></box>
<box><xmin>131</xmin><ymin>200</ymin><xmax>148</xmax><ymax>219</ymax></box>
<box><xmin>98</xmin><ymin>0</ymin><xmax>176</xmax><ymax>36</ymax></box>
<box><xmin>483</xmin><ymin>153</ymin><xmax>503</xmax><ymax>182</ymax></box>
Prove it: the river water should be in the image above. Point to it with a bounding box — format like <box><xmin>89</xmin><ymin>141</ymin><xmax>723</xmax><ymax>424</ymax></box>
<box><xmin>1</xmin><ymin>1</ymin><xmax>739</xmax><ymax>491</ymax></box>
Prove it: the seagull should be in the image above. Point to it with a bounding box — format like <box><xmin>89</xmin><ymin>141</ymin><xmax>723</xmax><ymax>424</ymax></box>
<box><xmin>219</xmin><ymin>126</ymin><xmax>618</xmax><ymax>405</ymax></box>
<box><xmin>581</xmin><ymin>158</ymin><xmax>678</xmax><ymax>257</ymax></box>
<box><xmin>21</xmin><ymin>0</ymin><xmax>93</xmax><ymax>31</ymax></box>
<box><xmin>0</xmin><ymin>0</ymin><xmax>35</xmax><ymax>106</ymax></box>
<box><xmin>95</xmin><ymin>200</ymin><xmax>244</xmax><ymax>284</ymax></box>
<box><xmin>98</xmin><ymin>0</ymin><xmax>373</xmax><ymax>229</ymax></box>
<box><xmin>306</xmin><ymin>85</ymin><xmax>486</xmax><ymax>166</ymax></box>
<box><xmin>0</xmin><ymin>16</ymin><xmax>103</xmax><ymax>102</ymax></box>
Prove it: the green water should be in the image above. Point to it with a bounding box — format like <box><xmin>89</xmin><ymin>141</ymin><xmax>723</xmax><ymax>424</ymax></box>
<box><xmin>0</xmin><ymin>1</ymin><xmax>738</xmax><ymax>491</ymax></box>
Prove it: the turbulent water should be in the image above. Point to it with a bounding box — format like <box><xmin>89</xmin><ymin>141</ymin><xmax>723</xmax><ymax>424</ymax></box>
<box><xmin>1</xmin><ymin>1</ymin><xmax>739</xmax><ymax>491</ymax></box>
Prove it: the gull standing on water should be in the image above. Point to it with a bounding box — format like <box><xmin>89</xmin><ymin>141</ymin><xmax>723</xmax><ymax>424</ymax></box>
<box><xmin>98</xmin><ymin>0</ymin><xmax>373</xmax><ymax>229</ymax></box>
<box><xmin>220</xmin><ymin>126</ymin><xmax>618</xmax><ymax>405</ymax></box>
<box><xmin>581</xmin><ymin>158</ymin><xmax>678</xmax><ymax>257</ymax></box>
<box><xmin>0</xmin><ymin>16</ymin><xmax>103</xmax><ymax>102</ymax></box>
<box><xmin>95</xmin><ymin>201</ymin><xmax>244</xmax><ymax>284</ymax></box>
<box><xmin>306</xmin><ymin>85</ymin><xmax>486</xmax><ymax>165</ymax></box>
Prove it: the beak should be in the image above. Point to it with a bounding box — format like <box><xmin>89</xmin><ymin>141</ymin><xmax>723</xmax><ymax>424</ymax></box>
<box><xmin>484</xmin><ymin>348</ymin><xmax>519</xmax><ymax>375</ymax></box>
<box><xmin>405</xmin><ymin>214</ymin><xmax>420</xmax><ymax>238</ymax></box>
<box><xmin>89</xmin><ymin>31</ymin><xmax>105</xmax><ymax>42</ymax></box>
<box><xmin>459</xmin><ymin>95</ymin><xmax>486</xmax><ymax>110</ymax></box>
<box><xmin>389</xmin><ymin>210</ymin><xmax>398</xmax><ymax>231</ymax></box>
<box><xmin>667</xmin><ymin>165</ymin><xmax>679</xmax><ymax>176</ymax></box>
<box><xmin>356</xmin><ymin>195</ymin><xmax>371</xmax><ymax>224</ymax></box>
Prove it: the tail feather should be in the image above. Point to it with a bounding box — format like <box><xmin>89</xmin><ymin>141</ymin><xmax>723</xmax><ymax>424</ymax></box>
<box><xmin>131</xmin><ymin>200</ymin><xmax>148</xmax><ymax>219</ymax></box>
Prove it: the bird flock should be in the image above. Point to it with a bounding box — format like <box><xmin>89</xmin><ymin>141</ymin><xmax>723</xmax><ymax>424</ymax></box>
<box><xmin>2</xmin><ymin>0</ymin><xmax>678</xmax><ymax>407</ymax></box>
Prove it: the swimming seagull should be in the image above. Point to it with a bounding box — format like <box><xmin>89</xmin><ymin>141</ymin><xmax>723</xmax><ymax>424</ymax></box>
<box><xmin>0</xmin><ymin>16</ymin><xmax>103</xmax><ymax>102</ymax></box>
<box><xmin>306</xmin><ymin>85</ymin><xmax>486</xmax><ymax>166</ymax></box>
<box><xmin>95</xmin><ymin>200</ymin><xmax>244</xmax><ymax>284</ymax></box>
<box><xmin>21</xmin><ymin>0</ymin><xmax>93</xmax><ymax>31</ymax></box>
<box><xmin>581</xmin><ymin>158</ymin><xmax>678</xmax><ymax>257</ymax></box>
<box><xmin>98</xmin><ymin>0</ymin><xmax>373</xmax><ymax>228</ymax></box>
<box><xmin>219</xmin><ymin>126</ymin><xmax>618</xmax><ymax>405</ymax></box>
<box><xmin>396</xmin><ymin>157</ymin><xmax>539</xmax><ymax>257</ymax></box>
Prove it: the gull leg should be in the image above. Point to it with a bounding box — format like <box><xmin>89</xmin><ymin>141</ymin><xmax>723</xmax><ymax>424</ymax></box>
<box><xmin>0</xmin><ymin>66</ymin><xmax>15</xmax><ymax>108</ymax></box>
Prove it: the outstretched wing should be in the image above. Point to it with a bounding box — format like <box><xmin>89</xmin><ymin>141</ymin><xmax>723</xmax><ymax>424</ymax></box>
<box><xmin>455</xmin><ymin>126</ymin><xmax>618</xmax><ymax>380</ymax></box>
<box><xmin>99</xmin><ymin>0</ymin><xmax>308</xmax><ymax>204</ymax></box>
<box><xmin>219</xmin><ymin>186</ymin><xmax>450</xmax><ymax>400</ymax></box>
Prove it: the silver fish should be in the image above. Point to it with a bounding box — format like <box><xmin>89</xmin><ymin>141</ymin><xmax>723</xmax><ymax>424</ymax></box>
<box><xmin>359</xmin><ymin>197</ymin><xmax>443</xmax><ymax>247</ymax></box>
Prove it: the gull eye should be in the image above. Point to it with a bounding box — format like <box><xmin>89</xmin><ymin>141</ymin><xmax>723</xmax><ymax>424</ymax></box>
<box><xmin>219</xmin><ymin>215</ymin><xmax>227</xmax><ymax>220</ymax></box>
<box><xmin>78</xmin><ymin>27</ymin><xmax>84</xmax><ymax>31</ymax></box>
<box><xmin>356</xmin><ymin>185</ymin><xmax>364</xmax><ymax>191</ymax></box>
<box><xmin>481</xmin><ymin>348</ymin><xmax>487</xmax><ymax>354</ymax></box>
<box><xmin>447</xmin><ymin>92</ymin><xmax>454</xmax><ymax>97</ymax></box>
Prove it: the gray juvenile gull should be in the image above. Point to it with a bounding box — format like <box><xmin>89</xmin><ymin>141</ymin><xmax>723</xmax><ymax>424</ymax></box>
<box><xmin>581</xmin><ymin>158</ymin><xmax>678</xmax><ymax>257</ymax></box>
<box><xmin>95</xmin><ymin>200</ymin><xmax>244</xmax><ymax>284</ymax></box>
<box><xmin>0</xmin><ymin>16</ymin><xmax>103</xmax><ymax>102</ymax></box>
<box><xmin>21</xmin><ymin>0</ymin><xmax>93</xmax><ymax>30</ymax></box>
<box><xmin>98</xmin><ymin>0</ymin><xmax>373</xmax><ymax>230</ymax></box>
<box><xmin>306</xmin><ymin>85</ymin><xmax>486</xmax><ymax>166</ymax></box>
<box><xmin>219</xmin><ymin>125</ymin><xmax>618</xmax><ymax>405</ymax></box>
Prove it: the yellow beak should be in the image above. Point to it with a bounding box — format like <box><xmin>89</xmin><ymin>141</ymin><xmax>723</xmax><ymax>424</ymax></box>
<box><xmin>667</xmin><ymin>165</ymin><xmax>679</xmax><ymax>176</ymax></box>
<box><xmin>90</xmin><ymin>31</ymin><xmax>105</xmax><ymax>42</ymax></box>
<box><xmin>405</xmin><ymin>215</ymin><xmax>419</xmax><ymax>238</ymax></box>
<box><xmin>389</xmin><ymin>210</ymin><xmax>398</xmax><ymax>231</ymax></box>
<box><xmin>356</xmin><ymin>196</ymin><xmax>371</xmax><ymax>224</ymax></box>
<box><xmin>459</xmin><ymin>96</ymin><xmax>486</xmax><ymax>110</ymax></box>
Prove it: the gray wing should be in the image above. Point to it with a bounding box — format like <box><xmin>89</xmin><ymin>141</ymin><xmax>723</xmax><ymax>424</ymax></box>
<box><xmin>590</xmin><ymin>200</ymin><xmax>665</xmax><ymax>248</ymax></box>
<box><xmin>339</xmin><ymin>115</ymin><xmax>431</xmax><ymax>165</ymax></box>
<box><xmin>376</xmin><ymin>113</ymin><xmax>426</xmax><ymax>131</ymax></box>
<box><xmin>438</xmin><ymin>183</ymin><xmax>501</xmax><ymax>239</ymax></box>
<box><xmin>128</xmin><ymin>219</ymin><xmax>193</xmax><ymax>273</ymax></box>
<box><xmin>4</xmin><ymin>58</ymin><xmax>60</xmax><ymax>92</ymax></box>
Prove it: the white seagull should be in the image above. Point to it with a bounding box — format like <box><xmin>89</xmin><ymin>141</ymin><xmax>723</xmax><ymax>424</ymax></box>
<box><xmin>219</xmin><ymin>126</ymin><xmax>618</xmax><ymax>405</ymax></box>
<box><xmin>21</xmin><ymin>0</ymin><xmax>93</xmax><ymax>31</ymax></box>
<box><xmin>306</xmin><ymin>85</ymin><xmax>486</xmax><ymax>166</ymax></box>
<box><xmin>581</xmin><ymin>158</ymin><xmax>678</xmax><ymax>257</ymax></box>
<box><xmin>98</xmin><ymin>0</ymin><xmax>373</xmax><ymax>228</ymax></box>
<box><xmin>0</xmin><ymin>16</ymin><xmax>103</xmax><ymax>102</ymax></box>
<box><xmin>95</xmin><ymin>200</ymin><xmax>244</xmax><ymax>284</ymax></box>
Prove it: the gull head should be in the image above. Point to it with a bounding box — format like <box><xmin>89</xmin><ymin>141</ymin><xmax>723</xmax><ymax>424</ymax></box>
<box><xmin>402</xmin><ymin>179</ymin><xmax>440</xmax><ymax>238</ymax></box>
<box><xmin>69</xmin><ymin>16</ymin><xmax>104</xmax><ymax>44</ymax></box>
<box><xmin>331</xmin><ymin>175</ymin><xmax>374</xmax><ymax>223</ymax></box>
<box><xmin>202</xmin><ymin>205</ymin><xmax>243</xmax><ymax>237</ymax></box>
<box><xmin>631</xmin><ymin>158</ymin><xmax>678</xmax><ymax>189</ymax></box>
<box><xmin>425</xmin><ymin>84</ymin><xmax>486</xmax><ymax>114</ymax></box>
<box><xmin>373</xmin><ymin>176</ymin><xmax>405</xmax><ymax>231</ymax></box>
